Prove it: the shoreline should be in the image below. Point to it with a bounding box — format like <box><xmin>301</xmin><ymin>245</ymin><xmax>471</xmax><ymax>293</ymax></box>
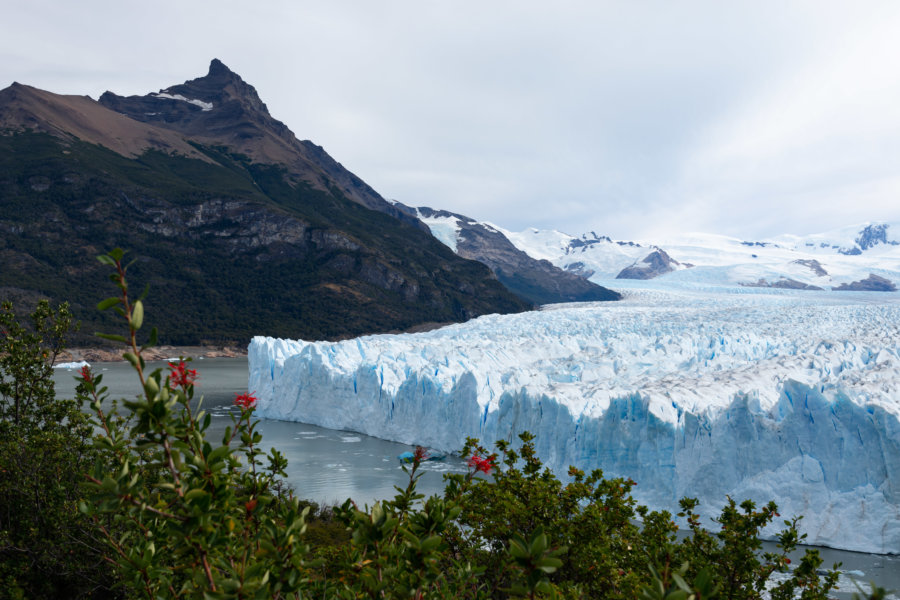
<box><xmin>55</xmin><ymin>345</ymin><xmax>247</xmax><ymax>365</ymax></box>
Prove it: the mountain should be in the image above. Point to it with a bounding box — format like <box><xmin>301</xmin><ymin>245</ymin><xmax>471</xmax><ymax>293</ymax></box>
<box><xmin>98</xmin><ymin>60</ymin><xmax>621</xmax><ymax>308</ymax></box>
<box><xmin>0</xmin><ymin>60</ymin><xmax>530</xmax><ymax>344</ymax></box>
<box><xmin>499</xmin><ymin>223</ymin><xmax>900</xmax><ymax>292</ymax></box>
<box><xmin>96</xmin><ymin>59</ymin><xmax>419</xmax><ymax>227</ymax></box>
<box><xmin>396</xmin><ymin>205</ymin><xmax>620</xmax><ymax>304</ymax></box>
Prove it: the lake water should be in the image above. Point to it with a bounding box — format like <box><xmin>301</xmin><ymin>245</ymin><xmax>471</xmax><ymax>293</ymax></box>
<box><xmin>53</xmin><ymin>357</ymin><xmax>899</xmax><ymax>597</ymax></box>
<box><xmin>52</xmin><ymin>356</ymin><xmax>468</xmax><ymax>507</ymax></box>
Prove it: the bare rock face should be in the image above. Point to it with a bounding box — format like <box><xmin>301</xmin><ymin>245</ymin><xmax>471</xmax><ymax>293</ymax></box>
<box><xmin>833</xmin><ymin>274</ymin><xmax>897</xmax><ymax>292</ymax></box>
<box><xmin>616</xmin><ymin>249</ymin><xmax>679</xmax><ymax>280</ymax></box>
<box><xmin>564</xmin><ymin>261</ymin><xmax>595</xmax><ymax>279</ymax></box>
<box><xmin>792</xmin><ymin>259</ymin><xmax>828</xmax><ymax>277</ymax></box>
<box><xmin>744</xmin><ymin>278</ymin><xmax>824</xmax><ymax>291</ymax></box>
<box><xmin>838</xmin><ymin>224</ymin><xmax>899</xmax><ymax>255</ymax></box>
<box><xmin>856</xmin><ymin>224</ymin><xmax>898</xmax><ymax>251</ymax></box>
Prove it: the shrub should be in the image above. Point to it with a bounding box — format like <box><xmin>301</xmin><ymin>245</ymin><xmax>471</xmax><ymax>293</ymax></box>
<box><xmin>0</xmin><ymin>300</ymin><xmax>119</xmax><ymax>598</ymax></box>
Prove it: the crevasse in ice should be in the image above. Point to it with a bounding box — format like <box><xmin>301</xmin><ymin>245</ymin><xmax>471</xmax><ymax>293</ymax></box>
<box><xmin>249</xmin><ymin>283</ymin><xmax>900</xmax><ymax>554</ymax></box>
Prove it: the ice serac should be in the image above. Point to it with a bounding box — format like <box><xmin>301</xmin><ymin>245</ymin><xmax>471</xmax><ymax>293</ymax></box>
<box><xmin>249</xmin><ymin>285</ymin><xmax>900</xmax><ymax>554</ymax></box>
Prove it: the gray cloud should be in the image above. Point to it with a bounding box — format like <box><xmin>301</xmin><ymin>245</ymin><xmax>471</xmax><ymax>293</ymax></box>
<box><xmin>3</xmin><ymin>1</ymin><xmax>899</xmax><ymax>240</ymax></box>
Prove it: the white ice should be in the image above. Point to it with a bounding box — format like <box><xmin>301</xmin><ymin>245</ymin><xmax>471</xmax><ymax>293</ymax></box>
<box><xmin>415</xmin><ymin>210</ymin><xmax>462</xmax><ymax>253</ymax></box>
<box><xmin>53</xmin><ymin>360</ymin><xmax>90</xmax><ymax>369</ymax></box>
<box><xmin>249</xmin><ymin>284</ymin><xmax>900</xmax><ymax>554</ymax></box>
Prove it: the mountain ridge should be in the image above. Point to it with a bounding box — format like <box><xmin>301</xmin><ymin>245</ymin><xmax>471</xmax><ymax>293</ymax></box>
<box><xmin>0</xmin><ymin>82</ymin><xmax>211</xmax><ymax>160</ymax></box>
<box><xmin>97</xmin><ymin>59</ymin><xmax>422</xmax><ymax>229</ymax></box>
<box><xmin>0</xmin><ymin>61</ymin><xmax>533</xmax><ymax>344</ymax></box>
<box><xmin>499</xmin><ymin>221</ymin><xmax>900</xmax><ymax>291</ymax></box>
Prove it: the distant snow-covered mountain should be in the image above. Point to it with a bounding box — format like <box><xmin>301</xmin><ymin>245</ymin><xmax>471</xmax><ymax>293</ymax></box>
<box><xmin>495</xmin><ymin>222</ymin><xmax>900</xmax><ymax>292</ymax></box>
<box><xmin>412</xmin><ymin>204</ymin><xmax>899</xmax><ymax>294</ymax></box>
<box><xmin>389</xmin><ymin>203</ymin><xmax>621</xmax><ymax>305</ymax></box>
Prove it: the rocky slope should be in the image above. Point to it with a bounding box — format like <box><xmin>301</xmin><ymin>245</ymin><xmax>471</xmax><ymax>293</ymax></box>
<box><xmin>403</xmin><ymin>206</ymin><xmax>620</xmax><ymax>304</ymax></box>
<box><xmin>0</xmin><ymin>61</ymin><xmax>530</xmax><ymax>344</ymax></box>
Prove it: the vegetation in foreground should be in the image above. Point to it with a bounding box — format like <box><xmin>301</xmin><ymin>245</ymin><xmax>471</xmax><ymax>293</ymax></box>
<box><xmin>0</xmin><ymin>250</ymin><xmax>892</xmax><ymax>599</ymax></box>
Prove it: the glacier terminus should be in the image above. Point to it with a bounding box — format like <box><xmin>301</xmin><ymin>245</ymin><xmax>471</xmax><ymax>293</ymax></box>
<box><xmin>249</xmin><ymin>282</ymin><xmax>900</xmax><ymax>554</ymax></box>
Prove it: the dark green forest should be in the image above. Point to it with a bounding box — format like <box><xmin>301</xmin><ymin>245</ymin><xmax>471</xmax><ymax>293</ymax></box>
<box><xmin>0</xmin><ymin>132</ymin><xmax>528</xmax><ymax>345</ymax></box>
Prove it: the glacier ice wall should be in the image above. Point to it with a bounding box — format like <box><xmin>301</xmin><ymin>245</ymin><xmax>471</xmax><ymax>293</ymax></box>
<box><xmin>249</xmin><ymin>286</ymin><xmax>900</xmax><ymax>553</ymax></box>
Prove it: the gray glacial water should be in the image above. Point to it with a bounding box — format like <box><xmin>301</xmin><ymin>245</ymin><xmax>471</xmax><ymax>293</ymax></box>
<box><xmin>53</xmin><ymin>356</ymin><xmax>466</xmax><ymax>506</ymax></box>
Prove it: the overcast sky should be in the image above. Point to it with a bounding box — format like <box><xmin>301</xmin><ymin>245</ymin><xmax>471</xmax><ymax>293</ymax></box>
<box><xmin>3</xmin><ymin>1</ymin><xmax>900</xmax><ymax>241</ymax></box>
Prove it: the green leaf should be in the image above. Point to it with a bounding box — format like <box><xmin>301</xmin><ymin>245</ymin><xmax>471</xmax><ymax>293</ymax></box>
<box><xmin>185</xmin><ymin>488</ymin><xmax>209</xmax><ymax>503</ymax></box>
<box><xmin>536</xmin><ymin>557</ymin><xmax>563</xmax><ymax>573</ymax></box>
<box><xmin>143</xmin><ymin>376</ymin><xmax>159</xmax><ymax>399</ymax></box>
<box><xmin>529</xmin><ymin>530</ymin><xmax>548</xmax><ymax>555</ymax></box>
<box><xmin>141</xmin><ymin>327</ymin><xmax>158</xmax><ymax>351</ymax></box>
<box><xmin>97</xmin><ymin>297</ymin><xmax>121</xmax><ymax>311</ymax></box>
<box><xmin>123</xmin><ymin>352</ymin><xmax>139</xmax><ymax>368</ymax></box>
<box><xmin>207</xmin><ymin>445</ymin><xmax>231</xmax><ymax>465</ymax></box>
<box><xmin>672</xmin><ymin>572</ymin><xmax>690</xmax><ymax>592</ymax></box>
<box><xmin>131</xmin><ymin>300</ymin><xmax>144</xmax><ymax>331</ymax></box>
<box><xmin>509</xmin><ymin>538</ymin><xmax>529</xmax><ymax>559</ymax></box>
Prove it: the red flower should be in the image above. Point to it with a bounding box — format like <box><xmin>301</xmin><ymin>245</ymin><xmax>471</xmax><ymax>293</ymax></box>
<box><xmin>168</xmin><ymin>360</ymin><xmax>198</xmax><ymax>390</ymax></box>
<box><xmin>234</xmin><ymin>392</ymin><xmax>257</xmax><ymax>409</ymax></box>
<box><xmin>80</xmin><ymin>365</ymin><xmax>93</xmax><ymax>383</ymax></box>
<box><xmin>467</xmin><ymin>455</ymin><xmax>495</xmax><ymax>474</ymax></box>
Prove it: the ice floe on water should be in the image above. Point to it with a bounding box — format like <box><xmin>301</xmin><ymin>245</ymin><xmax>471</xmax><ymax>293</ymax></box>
<box><xmin>53</xmin><ymin>360</ymin><xmax>90</xmax><ymax>370</ymax></box>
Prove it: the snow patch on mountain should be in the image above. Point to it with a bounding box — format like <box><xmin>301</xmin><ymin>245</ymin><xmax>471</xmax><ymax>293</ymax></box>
<box><xmin>415</xmin><ymin>209</ymin><xmax>462</xmax><ymax>253</ymax></box>
<box><xmin>499</xmin><ymin>228</ymin><xmax>653</xmax><ymax>279</ymax></box>
<box><xmin>250</xmin><ymin>285</ymin><xmax>900</xmax><ymax>553</ymax></box>
<box><xmin>152</xmin><ymin>92</ymin><xmax>213</xmax><ymax>111</ymax></box>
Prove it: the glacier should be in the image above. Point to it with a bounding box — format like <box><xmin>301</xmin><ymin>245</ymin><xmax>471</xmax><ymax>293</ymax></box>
<box><xmin>494</xmin><ymin>221</ymin><xmax>900</xmax><ymax>289</ymax></box>
<box><xmin>249</xmin><ymin>283</ymin><xmax>900</xmax><ymax>554</ymax></box>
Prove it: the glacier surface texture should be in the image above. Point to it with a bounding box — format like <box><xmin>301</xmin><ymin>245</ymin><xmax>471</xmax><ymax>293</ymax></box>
<box><xmin>249</xmin><ymin>285</ymin><xmax>900</xmax><ymax>554</ymax></box>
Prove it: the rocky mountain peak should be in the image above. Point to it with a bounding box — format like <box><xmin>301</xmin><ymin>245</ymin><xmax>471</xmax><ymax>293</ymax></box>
<box><xmin>208</xmin><ymin>57</ymin><xmax>233</xmax><ymax>78</ymax></box>
<box><xmin>172</xmin><ymin>58</ymin><xmax>271</xmax><ymax>115</ymax></box>
<box><xmin>856</xmin><ymin>223</ymin><xmax>897</xmax><ymax>251</ymax></box>
<box><xmin>98</xmin><ymin>58</ymin><xmax>277</xmax><ymax>136</ymax></box>
<box><xmin>94</xmin><ymin>60</ymin><xmax>414</xmax><ymax>222</ymax></box>
<box><xmin>616</xmin><ymin>248</ymin><xmax>679</xmax><ymax>280</ymax></box>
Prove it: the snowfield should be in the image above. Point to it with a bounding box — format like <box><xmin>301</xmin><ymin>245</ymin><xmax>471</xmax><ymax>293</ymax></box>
<box><xmin>496</xmin><ymin>221</ymin><xmax>900</xmax><ymax>289</ymax></box>
<box><xmin>249</xmin><ymin>283</ymin><xmax>900</xmax><ymax>554</ymax></box>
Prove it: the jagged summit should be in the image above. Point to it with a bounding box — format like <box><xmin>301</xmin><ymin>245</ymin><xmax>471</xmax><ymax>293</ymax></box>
<box><xmin>157</xmin><ymin>58</ymin><xmax>272</xmax><ymax>119</ymax></box>
<box><xmin>208</xmin><ymin>57</ymin><xmax>236</xmax><ymax>78</ymax></box>
<box><xmin>96</xmin><ymin>59</ymin><xmax>414</xmax><ymax>223</ymax></box>
<box><xmin>98</xmin><ymin>58</ymin><xmax>283</xmax><ymax>142</ymax></box>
